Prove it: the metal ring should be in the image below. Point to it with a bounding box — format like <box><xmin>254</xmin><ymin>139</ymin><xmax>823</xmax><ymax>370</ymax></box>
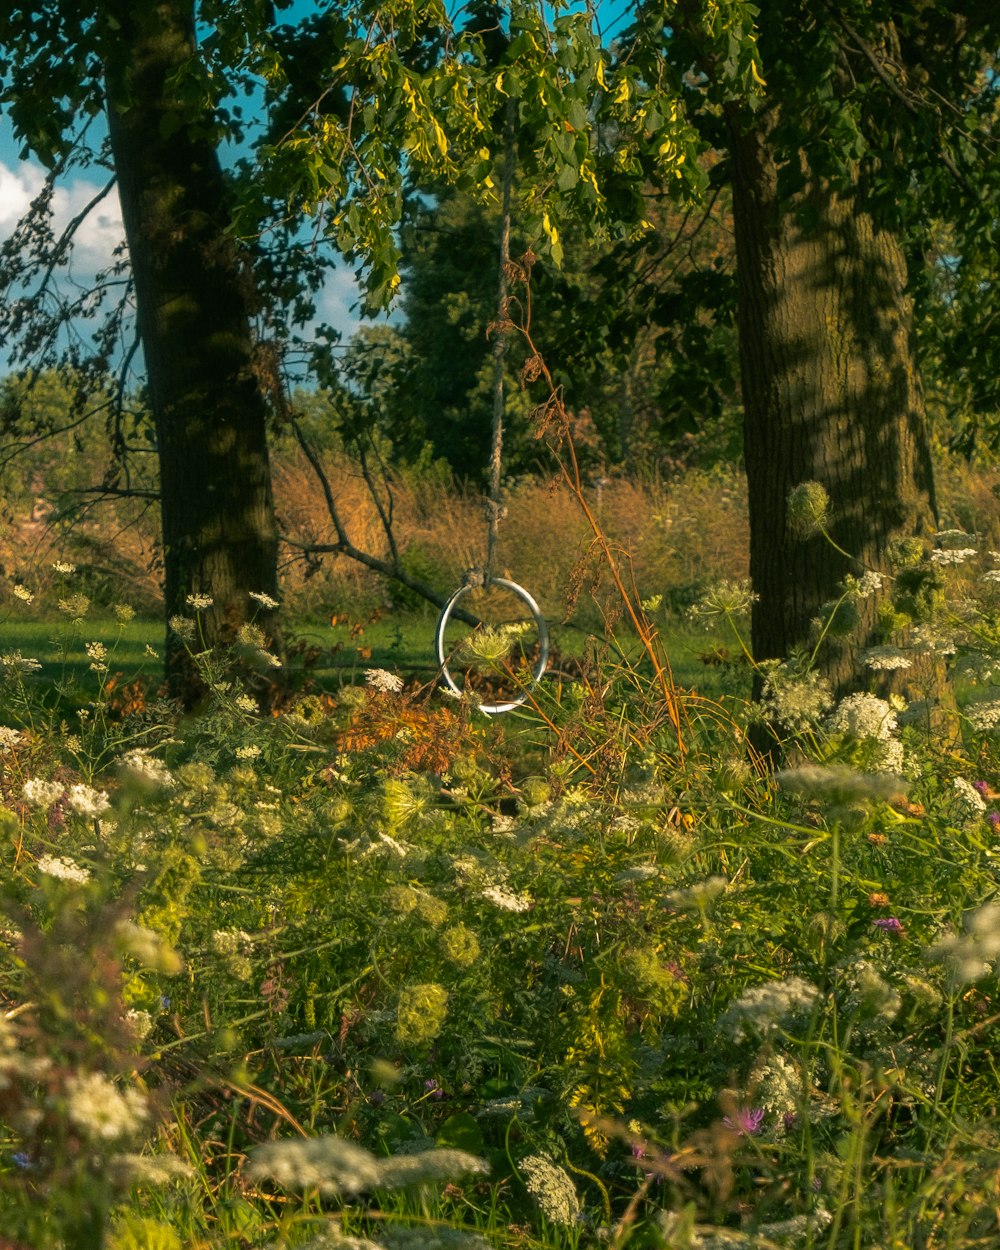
<box><xmin>434</xmin><ymin>578</ymin><xmax>549</xmax><ymax>715</ymax></box>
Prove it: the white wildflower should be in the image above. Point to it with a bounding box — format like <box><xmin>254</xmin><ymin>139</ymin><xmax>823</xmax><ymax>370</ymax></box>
<box><xmin>51</xmin><ymin>561</ymin><xmax>77</xmax><ymax>574</ymax></box>
<box><xmin>186</xmin><ymin>593</ymin><xmax>213</xmax><ymax>610</ymax></box>
<box><xmin>66</xmin><ymin>783</ymin><xmax>111</xmax><ymax>818</ymax></box>
<box><xmin>235</xmin><ymin>694</ymin><xmax>259</xmax><ymax>713</ymax></box>
<box><xmin>365</xmin><ymin>668</ymin><xmax>404</xmax><ymax>694</ymax></box>
<box><xmin>845</xmin><ymin>571</ymin><xmax>883</xmax><ymax>598</ymax></box>
<box><xmin>1</xmin><ymin>652</ymin><xmax>42</xmax><ymax>675</ymax></box>
<box><xmin>983</xmin><ymin>569</ymin><xmax>1000</xmax><ymax>583</ymax></box>
<box><xmin>720</xmin><ymin>975</ymin><xmax>822</xmax><ymax>1041</ymax></box>
<box><xmin>909</xmin><ymin>624</ymin><xmax>957</xmax><ymax>655</ymax></box>
<box><xmin>0</xmin><ymin>726</ymin><xmax>23</xmax><ymax>750</ymax></box>
<box><xmin>966</xmin><ymin>700</ymin><xmax>1000</xmax><ymax>732</ymax></box>
<box><xmin>58</xmin><ymin>593</ymin><xmax>91</xmax><ymax>619</ymax></box>
<box><xmin>247</xmin><ymin>1136</ymin><xmax>383</xmax><ymax>1196</ymax></box>
<box><xmin>863</xmin><ymin>645</ymin><xmax>912</xmax><ymax>671</ymax></box>
<box><xmin>249</xmin><ymin>591</ymin><xmax>280</xmax><ymax>609</ymax></box>
<box><xmin>953</xmin><ymin>776</ymin><xmax>987</xmax><ymax>816</ymax></box>
<box><xmin>235</xmin><ymin>744</ymin><xmax>262</xmax><ymax>760</ymax></box>
<box><xmin>258</xmin><ymin>649</ymin><xmax>282</xmax><ymax>668</ymax></box>
<box><xmin>664</xmin><ymin>875</ymin><xmax>727</xmax><ymax>909</ymax></box>
<box><xmin>931</xmin><ymin>548</ymin><xmax>976</xmax><ymax>565</ymax></box>
<box><xmin>116</xmin><ymin>922</ymin><xmax>183</xmax><ymax>975</ymax></box>
<box><xmin>64</xmin><ymin>1071</ymin><xmax>148</xmax><ymax>1141</ymax></box>
<box><xmin>929</xmin><ymin>902</ymin><xmax>1000</xmax><ymax>987</ymax></box>
<box><xmin>777</xmin><ymin>764</ymin><xmax>902</xmax><ymax>801</ymax></box>
<box><xmin>615</xmin><ymin>864</ymin><xmax>660</xmax><ymax>884</ymax></box>
<box><xmin>118</xmin><ymin>749</ymin><xmax>175</xmax><ymax>790</ymax></box>
<box><xmin>827</xmin><ymin>692</ymin><xmax>897</xmax><ymax>741</ymax></box>
<box><xmin>481</xmin><ymin>884</ymin><xmax>533</xmax><ymax>912</ymax></box>
<box><xmin>36</xmin><ymin>854</ymin><xmax>90</xmax><ymax>884</ymax></box>
<box><xmin>748</xmin><ymin>1053</ymin><xmax>801</xmax><ymax>1119</ymax></box>
<box><xmin>687</xmin><ymin>578</ymin><xmax>757</xmax><ymax>626</ymax></box>
<box><xmin>85</xmin><ymin>641</ymin><xmax>108</xmax><ymax>673</ymax></box>
<box><xmin>169</xmin><ymin>615</ymin><xmax>196</xmax><ymax>641</ymax></box>
<box><xmin>519</xmin><ymin>1155</ymin><xmax>580</xmax><ymax>1227</ymax></box>
<box><xmin>22</xmin><ymin>777</ymin><xmax>64</xmax><ymax>808</ymax></box>
<box><xmin>107</xmin><ymin>1152</ymin><xmax>193</xmax><ymax>1186</ymax></box>
<box><xmin>125</xmin><ymin>1009</ymin><xmax>154</xmax><ymax>1040</ymax></box>
<box><xmin>12</xmin><ymin>584</ymin><xmax>33</xmax><ymax>604</ymax></box>
<box><xmin>760</xmin><ymin>664</ymin><xmax>833</xmax><ymax>733</ymax></box>
<box><xmin>376</xmin><ymin>1148</ymin><xmax>490</xmax><ymax>1189</ymax></box>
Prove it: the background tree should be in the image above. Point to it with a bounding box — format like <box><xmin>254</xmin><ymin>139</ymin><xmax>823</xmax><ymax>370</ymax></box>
<box><xmin>0</xmin><ymin>0</ymin><xmax>284</xmax><ymax>702</ymax></box>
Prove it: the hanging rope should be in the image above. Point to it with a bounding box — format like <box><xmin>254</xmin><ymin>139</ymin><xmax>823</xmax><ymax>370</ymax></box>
<box><xmin>482</xmin><ymin>97</ymin><xmax>517</xmax><ymax>587</ymax></box>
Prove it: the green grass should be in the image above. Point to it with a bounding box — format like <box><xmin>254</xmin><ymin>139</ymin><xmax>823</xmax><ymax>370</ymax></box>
<box><xmin>1</xmin><ymin>609</ymin><xmax>745</xmax><ymax>700</ymax></box>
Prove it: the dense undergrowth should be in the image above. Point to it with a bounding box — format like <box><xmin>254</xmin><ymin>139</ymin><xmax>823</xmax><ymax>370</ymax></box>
<box><xmin>2</xmin><ymin>512</ymin><xmax>1000</xmax><ymax>1250</ymax></box>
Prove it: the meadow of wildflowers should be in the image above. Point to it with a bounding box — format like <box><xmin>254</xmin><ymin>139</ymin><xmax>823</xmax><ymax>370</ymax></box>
<box><xmin>2</xmin><ymin>519</ymin><xmax>1000</xmax><ymax>1250</ymax></box>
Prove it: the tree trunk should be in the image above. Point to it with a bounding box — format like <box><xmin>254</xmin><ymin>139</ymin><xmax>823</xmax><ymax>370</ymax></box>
<box><xmin>730</xmin><ymin>106</ymin><xmax>942</xmax><ymax>709</ymax></box>
<box><xmin>102</xmin><ymin>0</ymin><xmax>282</xmax><ymax>705</ymax></box>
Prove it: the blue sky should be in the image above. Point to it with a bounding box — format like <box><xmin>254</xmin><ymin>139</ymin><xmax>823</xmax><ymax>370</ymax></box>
<box><xmin>0</xmin><ymin>0</ymin><xmax>637</xmax><ymax>372</ymax></box>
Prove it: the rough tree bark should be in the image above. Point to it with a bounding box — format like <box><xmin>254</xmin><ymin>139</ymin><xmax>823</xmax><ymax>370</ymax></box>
<box><xmin>730</xmin><ymin>105</ymin><xmax>942</xmax><ymax>707</ymax></box>
<box><xmin>102</xmin><ymin>0</ymin><xmax>282</xmax><ymax>704</ymax></box>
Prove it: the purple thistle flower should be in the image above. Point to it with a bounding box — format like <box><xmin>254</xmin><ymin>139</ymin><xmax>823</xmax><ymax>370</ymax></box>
<box><xmin>723</xmin><ymin>1106</ymin><xmax>765</xmax><ymax>1136</ymax></box>
<box><xmin>872</xmin><ymin>917</ymin><xmax>903</xmax><ymax>933</ymax></box>
<box><xmin>973</xmin><ymin>780</ymin><xmax>990</xmax><ymax>796</ymax></box>
<box><xmin>988</xmin><ymin>811</ymin><xmax>1000</xmax><ymax>831</ymax></box>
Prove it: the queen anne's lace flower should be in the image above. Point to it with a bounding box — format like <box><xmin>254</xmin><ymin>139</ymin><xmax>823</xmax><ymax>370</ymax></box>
<box><xmin>36</xmin><ymin>854</ymin><xmax>90</xmax><ymax>884</ymax></box>
<box><xmin>365</xmin><ymin>668</ymin><xmax>404</xmax><ymax>694</ymax></box>
<box><xmin>22</xmin><ymin>778</ymin><xmax>64</xmax><ymax>808</ymax></box>
<box><xmin>519</xmin><ymin>1155</ymin><xmax>580</xmax><ymax>1226</ymax></box>
<box><xmin>720</xmin><ymin>975</ymin><xmax>821</xmax><ymax>1041</ymax></box>
<box><xmin>827</xmin><ymin>693</ymin><xmax>897</xmax><ymax>741</ymax></box>
<box><xmin>66</xmin><ymin>783</ymin><xmax>111</xmax><ymax>818</ymax></box>
<box><xmin>64</xmin><ymin>1071</ymin><xmax>149</xmax><ymax>1141</ymax></box>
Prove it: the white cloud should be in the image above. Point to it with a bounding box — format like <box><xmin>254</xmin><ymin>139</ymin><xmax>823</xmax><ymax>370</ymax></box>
<box><xmin>0</xmin><ymin>156</ymin><xmax>126</xmax><ymax>273</ymax></box>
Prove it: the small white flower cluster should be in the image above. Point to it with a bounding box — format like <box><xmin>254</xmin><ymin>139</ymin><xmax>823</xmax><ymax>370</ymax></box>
<box><xmin>481</xmin><ymin>883</ymin><xmax>533</xmax><ymax>912</ymax></box>
<box><xmin>719</xmin><ymin>975</ymin><xmax>821</xmax><ymax>1041</ymax></box>
<box><xmin>0</xmin><ymin>726</ymin><xmax>23</xmax><ymax>750</ymax></box>
<box><xmin>107</xmin><ymin>1152</ymin><xmax>193</xmax><ymax>1187</ymax></box>
<box><xmin>118</xmin><ymin>748</ymin><xmax>175</xmax><ymax>789</ymax></box>
<box><xmin>1</xmin><ymin>651</ymin><xmax>42</xmax><ymax>675</ymax></box>
<box><xmin>910</xmin><ymin>624</ymin><xmax>957</xmax><ymax>656</ymax></box>
<box><xmin>748</xmin><ymin>1052</ymin><xmax>801</xmax><ymax>1119</ymax></box>
<box><xmin>186</xmin><ymin>593</ymin><xmax>214</xmax><ymax>610</ymax></box>
<box><xmin>687</xmin><ymin>578</ymin><xmax>757</xmax><ymax>626</ymax></box>
<box><xmin>86</xmin><ymin>640</ymin><xmax>108</xmax><ymax>673</ymax></box>
<box><xmin>929</xmin><ymin>902</ymin><xmax>1000</xmax><ymax>987</ymax></box>
<box><xmin>64</xmin><ymin>1070</ymin><xmax>149</xmax><ymax>1141</ymax></box>
<box><xmin>825</xmin><ymin>693</ymin><xmax>905</xmax><ymax>773</ymax></box>
<box><xmin>66</xmin><ymin>783</ymin><xmax>111</xmax><ymax>818</ymax></box>
<box><xmin>365</xmin><ymin>668</ymin><xmax>405</xmax><ymax>694</ymax></box>
<box><xmin>35</xmin><ymin>854</ymin><xmax>90</xmax><ymax>884</ymax></box>
<box><xmin>760</xmin><ymin>664</ymin><xmax>833</xmax><ymax>733</ymax></box>
<box><xmin>930</xmin><ymin>548</ymin><xmax>976</xmax><ymax>565</ymax></box>
<box><xmin>58</xmin><ymin>593</ymin><xmax>91</xmax><ymax>620</ymax></box>
<box><xmin>12</xmin><ymin>583</ymin><xmax>33</xmax><ymax>604</ymax></box>
<box><xmin>22</xmin><ymin>777</ymin><xmax>64</xmax><ymax>808</ymax></box>
<box><xmin>664</xmin><ymin>875</ymin><xmax>727</xmax><ymax>910</ymax></box>
<box><xmin>966</xmin><ymin>700</ymin><xmax>1000</xmax><ymax>732</ymax></box>
<box><xmin>952</xmin><ymin>776</ymin><xmax>987</xmax><ymax>817</ymax></box>
<box><xmin>248</xmin><ymin>1136</ymin><xmax>487</xmax><ymax>1198</ymax></box>
<box><xmin>844</xmin><ymin>570</ymin><xmax>883</xmax><ymax>598</ymax></box>
<box><xmin>51</xmin><ymin>561</ymin><xmax>76</xmax><ymax>574</ymax></box>
<box><xmin>827</xmin><ymin>693</ymin><xmax>897</xmax><ymax>740</ymax></box>
<box><xmin>518</xmin><ymin>1154</ymin><xmax>580</xmax><ymax>1227</ymax></box>
<box><xmin>235</xmin><ymin>744</ymin><xmax>262</xmax><ymax>760</ymax></box>
<box><xmin>863</xmin><ymin>645</ymin><xmax>912</xmax><ymax>671</ymax></box>
<box><xmin>249</xmin><ymin>591</ymin><xmax>280</xmax><ymax>609</ymax></box>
